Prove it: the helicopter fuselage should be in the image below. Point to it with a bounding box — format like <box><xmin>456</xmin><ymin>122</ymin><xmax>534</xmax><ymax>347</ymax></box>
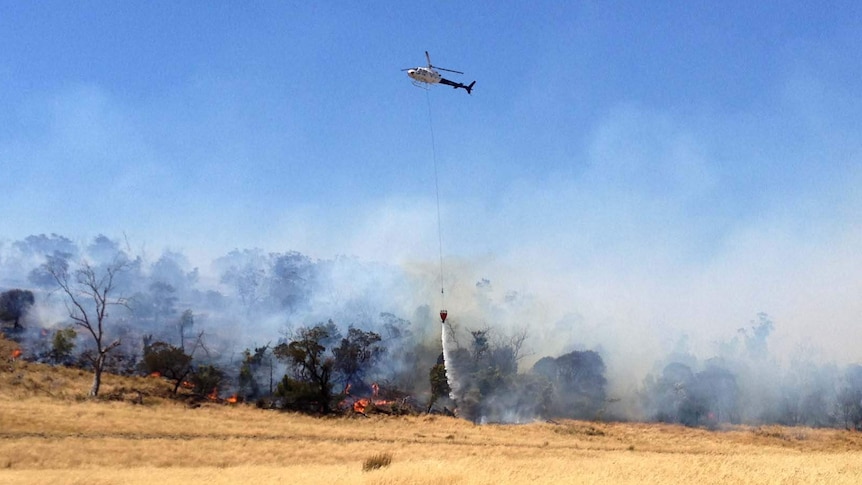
<box><xmin>407</xmin><ymin>67</ymin><xmax>442</xmax><ymax>85</ymax></box>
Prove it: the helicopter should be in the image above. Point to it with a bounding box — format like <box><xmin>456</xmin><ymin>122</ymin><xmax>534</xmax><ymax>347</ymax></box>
<box><xmin>403</xmin><ymin>51</ymin><xmax>475</xmax><ymax>94</ymax></box>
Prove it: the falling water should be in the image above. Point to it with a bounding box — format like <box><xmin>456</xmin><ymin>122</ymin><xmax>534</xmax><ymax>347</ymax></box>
<box><xmin>441</xmin><ymin>322</ymin><xmax>461</xmax><ymax>400</ymax></box>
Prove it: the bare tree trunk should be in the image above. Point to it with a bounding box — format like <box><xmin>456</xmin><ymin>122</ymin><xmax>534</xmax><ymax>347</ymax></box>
<box><xmin>90</xmin><ymin>354</ymin><xmax>105</xmax><ymax>397</ymax></box>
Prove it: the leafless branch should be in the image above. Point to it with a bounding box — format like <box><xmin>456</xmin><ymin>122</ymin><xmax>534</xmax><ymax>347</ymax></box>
<box><xmin>188</xmin><ymin>331</ymin><xmax>212</xmax><ymax>360</ymax></box>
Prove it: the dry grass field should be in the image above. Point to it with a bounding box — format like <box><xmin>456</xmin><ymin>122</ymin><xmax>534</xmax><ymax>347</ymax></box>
<box><xmin>3</xmin><ymin>338</ymin><xmax>862</xmax><ymax>484</ymax></box>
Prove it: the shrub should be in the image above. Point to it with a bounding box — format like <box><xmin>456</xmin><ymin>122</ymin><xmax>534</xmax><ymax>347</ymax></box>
<box><xmin>190</xmin><ymin>364</ymin><xmax>226</xmax><ymax>396</ymax></box>
<box><xmin>50</xmin><ymin>327</ymin><xmax>77</xmax><ymax>365</ymax></box>
<box><xmin>362</xmin><ymin>452</ymin><xmax>392</xmax><ymax>472</ymax></box>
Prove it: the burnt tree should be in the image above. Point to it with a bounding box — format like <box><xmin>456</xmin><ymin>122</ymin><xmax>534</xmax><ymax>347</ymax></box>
<box><xmin>532</xmin><ymin>350</ymin><xmax>607</xmax><ymax>419</ymax></box>
<box><xmin>142</xmin><ymin>341</ymin><xmax>194</xmax><ymax>394</ymax></box>
<box><xmin>332</xmin><ymin>327</ymin><xmax>384</xmax><ymax>390</ymax></box>
<box><xmin>44</xmin><ymin>255</ymin><xmax>130</xmax><ymax>397</ymax></box>
<box><xmin>274</xmin><ymin>322</ymin><xmax>339</xmax><ymax>414</ymax></box>
<box><xmin>0</xmin><ymin>289</ymin><xmax>35</xmax><ymax>329</ymax></box>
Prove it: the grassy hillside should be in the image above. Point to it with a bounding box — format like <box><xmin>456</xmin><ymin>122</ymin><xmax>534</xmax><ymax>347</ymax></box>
<box><xmin>2</xmin><ymin>336</ymin><xmax>862</xmax><ymax>484</ymax></box>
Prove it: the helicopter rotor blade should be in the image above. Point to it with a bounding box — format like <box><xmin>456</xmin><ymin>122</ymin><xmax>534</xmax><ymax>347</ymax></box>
<box><xmin>425</xmin><ymin>51</ymin><xmax>463</xmax><ymax>74</ymax></box>
<box><xmin>436</xmin><ymin>67</ymin><xmax>464</xmax><ymax>75</ymax></box>
<box><xmin>417</xmin><ymin>51</ymin><xmax>464</xmax><ymax>74</ymax></box>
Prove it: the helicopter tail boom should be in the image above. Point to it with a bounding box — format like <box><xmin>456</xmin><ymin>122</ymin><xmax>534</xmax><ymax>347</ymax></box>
<box><xmin>439</xmin><ymin>77</ymin><xmax>476</xmax><ymax>94</ymax></box>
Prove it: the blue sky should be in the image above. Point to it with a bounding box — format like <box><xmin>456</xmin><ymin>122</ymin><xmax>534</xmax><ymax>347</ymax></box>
<box><xmin>2</xmin><ymin>2</ymin><xmax>861</xmax><ymax>366</ymax></box>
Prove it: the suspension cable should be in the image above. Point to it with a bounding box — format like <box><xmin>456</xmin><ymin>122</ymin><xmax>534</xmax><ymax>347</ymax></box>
<box><xmin>425</xmin><ymin>89</ymin><xmax>445</xmax><ymax>311</ymax></box>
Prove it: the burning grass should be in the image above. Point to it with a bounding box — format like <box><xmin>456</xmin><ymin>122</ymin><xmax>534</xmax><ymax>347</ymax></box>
<box><xmin>1</xmin><ymin>335</ymin><xmax>21</xmax><ymax>372</ymax></box>
<box><xmin>2</xmin><ymin>336</ymin><xmax>862</xmax><ymax>484</ymax></box>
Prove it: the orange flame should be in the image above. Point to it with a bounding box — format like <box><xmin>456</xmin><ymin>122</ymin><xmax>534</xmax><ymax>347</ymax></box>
<box><xmin>149</xmin><ymin>371</ymin><xmax>161</xmax><ymax>378</ymax></box>
<box><xmin>207</xmin><ymin>387</ymin><xmax>218</xmax><ymax>401</ymax></box>
<box><xmin>11</xmin><ymin>349</ymin><xmax>22</xmax><ymax>360</ymax></box>
<box><xmin>226</xmin><ymin>394</ymin><xmax>238</xmax><ymax>404</ymax></box>
<box><xmin>353</xmin><ymin>398</ymin><xmax>370</xmax><ymax>413</ymax></box>
<box><xmin>352</xmin><ymin>398</ymin><xmax>393</xmax><ymax>414</ymax></box>
<box><xmin>181</xmin><ymin>380</ymin><xmax>194</xmax><ymax>389</ymax></box>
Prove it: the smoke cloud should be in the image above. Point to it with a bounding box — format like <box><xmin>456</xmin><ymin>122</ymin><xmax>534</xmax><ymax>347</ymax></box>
<box><xmin>2</xmin><ymin>55</ymin><xmax>860</xmax><ymax>425</ymax></box>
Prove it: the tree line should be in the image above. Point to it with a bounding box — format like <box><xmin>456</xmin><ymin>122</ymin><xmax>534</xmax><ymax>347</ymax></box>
<box><xmin>5</xmin><ymin>233</ymin><xmax>862</xmax><ymax>428</ymax></box>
